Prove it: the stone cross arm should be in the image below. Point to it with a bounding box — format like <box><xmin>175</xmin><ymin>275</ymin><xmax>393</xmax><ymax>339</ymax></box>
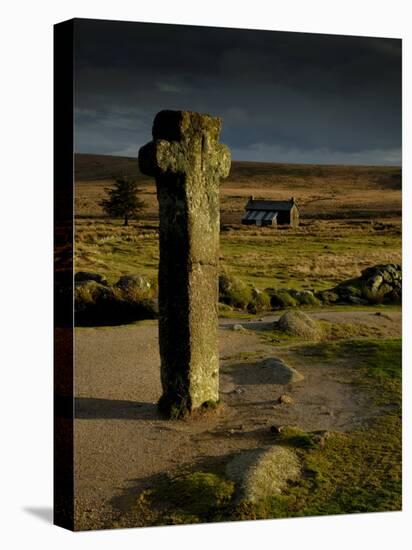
<box><xmin>138</xmin><ymin>110</ymin><xmax>231</xmax><ymax>179</ymax></box>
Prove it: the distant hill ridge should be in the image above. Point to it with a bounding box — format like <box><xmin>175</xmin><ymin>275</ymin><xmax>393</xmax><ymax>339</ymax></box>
<box><xmin>75</xmin><ymin>153</ymin><xmax>401</xmax><ymax>183</ymax></box>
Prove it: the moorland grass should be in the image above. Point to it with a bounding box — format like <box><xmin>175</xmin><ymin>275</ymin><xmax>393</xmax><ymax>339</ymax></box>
<box><xmin>75</xmin><ymin>218</ymin><xmax>401</xmax><ymax>292</ymax></box>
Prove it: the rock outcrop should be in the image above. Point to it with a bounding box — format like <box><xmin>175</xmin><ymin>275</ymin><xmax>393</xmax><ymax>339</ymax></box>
<box><xmin>226</xmin><ymin>446</ymin><xmax>301</xmax><ymax>503</ymax></box>
<box><xmin>276</xmin><ymin>310</ymin><xmax>322</xmax><ymax>340</ymax></box>
<box><xmin>330</xmin><ymin>263</ymin><xmax>401</xmax><ymax>305</ymax></box>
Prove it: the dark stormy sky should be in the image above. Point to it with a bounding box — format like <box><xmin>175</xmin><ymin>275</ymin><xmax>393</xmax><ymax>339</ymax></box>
<box><xmin>74</xmin><ymin>19</ymin><xmax>402</xmax><ymax>165</ymax></box>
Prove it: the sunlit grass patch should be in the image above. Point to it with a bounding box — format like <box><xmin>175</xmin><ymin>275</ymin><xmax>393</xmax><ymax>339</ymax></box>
<box><xmin>233</xmin><ymin>338</ymin><xmax>401</xmax><ymax>519</ymax></box>
<box><xmin>75</xmin><ymin>218</ymin><xmax>401</xmax><ymax>292</ymax></box>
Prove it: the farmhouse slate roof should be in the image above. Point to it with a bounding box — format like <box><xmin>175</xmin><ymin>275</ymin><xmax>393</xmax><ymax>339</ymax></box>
<box><xmin>245</xmin><ymin>198</ymin><xmax>297</xmax><ymax>212</ymax></box>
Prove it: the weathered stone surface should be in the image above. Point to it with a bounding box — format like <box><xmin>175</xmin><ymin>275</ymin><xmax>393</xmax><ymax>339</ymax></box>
<box><xmin>226</xmin><ymin>446</ymin><xmax>301</xmax><ymax>503</ymax></box>
<box><xmin>138</xmin><ymin>110</ymin><xmax>231</xmax><ymax>416</ymax></box>
<box><xmin>260</xmin><ymin>358</ymin><xmax>304</xmax><ymax>383</ymax></box>
<box><xmin>276</xmin><ymin>310</ymin><xmax>322</xmax><ymax>340</ymax></box>
<box><xmin>329</xmin><ymin>264</ymin><xmax>402</xmax><ymax>305</ymax></box>
<box><xmin>74</xmin><ymin>280</ymin><xmax>113</xmax><ymax>302</ymax></box>
<box><xmin>114</xmin><ymin>274</ymin><xmax>151</xmax><ymax>291</ymax></box>
<box><xmin>278</xmin><ymin>393</ymin><xmax>294</xmax><ymax>404</ymax></box>
<box><xmin>294</xmin><ymin>289</ymin><xmax>320</xmax><ymax>306</ymax></box>
<box><xmin>316</xmin><ymin>289</ymin><xmax>339</xmax><ymax>303</ymax></box>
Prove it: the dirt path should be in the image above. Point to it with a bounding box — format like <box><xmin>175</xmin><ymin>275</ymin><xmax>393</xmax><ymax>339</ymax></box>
<box><xmin>74</xmin><ymin>308</ymin><xmax>401</xmax><ymax>529</ymax></box>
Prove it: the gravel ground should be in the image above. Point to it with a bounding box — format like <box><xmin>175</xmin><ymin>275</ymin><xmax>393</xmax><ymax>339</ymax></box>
<box><xmin>73</xmin><ymin>309</ymin><xmax>401</xmax><ymax>529</ymax></box>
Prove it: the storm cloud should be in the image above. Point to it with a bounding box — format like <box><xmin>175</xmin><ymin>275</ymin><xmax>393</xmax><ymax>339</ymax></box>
<box><xmin>74</xmin><ymin>19</ymin><xmax>401</xmax><ymax>165</ymax></box>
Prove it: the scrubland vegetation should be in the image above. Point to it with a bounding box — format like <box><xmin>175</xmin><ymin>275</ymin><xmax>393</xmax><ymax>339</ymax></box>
<box><xmin>75</xmin><ymin>155</ymin><xmax>401</xmax><ymax>294</ymax></box>
<box><xmin>75</xmin><ymin>220</ymin><xmax>400</xmax><ymax>295</ymax></box>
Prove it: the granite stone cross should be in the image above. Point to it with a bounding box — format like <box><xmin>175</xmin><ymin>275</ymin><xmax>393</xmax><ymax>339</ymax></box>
<box><xmin>138</xmin><ymin>110</ymin><xmax>231</xmax><ymax>417</ymax></box>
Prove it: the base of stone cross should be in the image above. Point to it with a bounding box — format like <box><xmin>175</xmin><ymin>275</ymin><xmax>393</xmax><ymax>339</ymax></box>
<box><xmin>157</xmin><ymin>393</ymin><xmax>220</xmax><ymax>420</ymax></box>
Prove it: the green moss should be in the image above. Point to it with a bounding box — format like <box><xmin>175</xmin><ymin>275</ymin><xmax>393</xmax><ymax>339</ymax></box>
<box><xmin>130</xmin><ymin>472</ymin><xmax>235</xmax><ymax>525</ymax></box>
<box><xmin>233</xmin><ymin>338</ymin><xmax>401</xmax><ymax>520</ymax></box>
<box><xmin>248</xmin><ymin>290</ymin><xmax>271</xmax><ymax>313</ymax></box>
<box><xmin>361</xmin><ymin>283</ymin><xmax>390</xmax><ymax>304</ymax></box>
<box><xmin>295</xmin><ymin>292</ymin><xmax>321</xmax><ymax>306</ymax></box>
<box><xmin>351</xmin><ymin>338</ymin><xmax>401</xmax><ymax>382</ymax></box>
<box><xmin>316</xmin><ymin>290</ymin><xmax>338</xmax><ymax>304</ymax></box>
<box><xmin>263</xmin><ymin>331</ymin><xmax>302</xmax><ymax>345</ymax></box>
<box><xmin>218</xmin><ymin>302</ymin><xmax>233</xmax><ymax>313</ymax></box>
<box><xmin>219</xmin><ymin>271</ymin><xmax>253</xmax><ymax>309</ymax></box>
<box><xmin>318</xmin><ymin>320</ymin><xmax>383</xmax><ymax>340</ymax></box>
<box><xmin>74</xmin><ymin>275</ymin><xmax>158</xmax><ymax>326</ymax></box>
<box><xmin>218</xmin><ymin>310</ymin><xmax>255</xmax><ymax>320</ymax></box>
<box><xmin>237</xmin><ymin>421</ymin><xmax>401</xmax><ymax>520</ymax></box>
<box><xmin>270</xmin><ymin>289</ymin><xmax>297</xmax><ymax>309</ymax></box>
<box><xmin>296</xmin><ymin>338</ymin><xmax>401</xmax><ymax>405</ymax></box>
<box><xmin>165</xmin><ymin>472</ymin><xmax>235</xmax><ymax>519</ymax></box>
<box><xmin>276</xmin><ymin>426</ymin><xmax>317</xmax><ymax>449</ymax></box>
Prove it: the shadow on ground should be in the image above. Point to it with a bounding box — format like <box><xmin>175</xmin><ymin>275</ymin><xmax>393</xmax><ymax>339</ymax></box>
<box><xmin>75</xmin><ymin>397</ymin><xmax>160</xmax><ymax>420</ymax></box>
<box><xmin>109</xmin><ymin>451</ymin><xmax>241</xmax><ymax>520</ymax></box>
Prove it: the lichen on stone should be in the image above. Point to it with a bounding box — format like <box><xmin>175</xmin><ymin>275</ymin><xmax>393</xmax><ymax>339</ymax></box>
<box><xmin>138</xmin><ymin>110</ymin><xmax>231</xmax><ymax>417</ymax></box>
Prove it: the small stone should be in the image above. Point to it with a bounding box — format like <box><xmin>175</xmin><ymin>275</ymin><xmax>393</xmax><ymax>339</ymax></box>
<box><xmin>276</xmin><ymin>310</ymin><xmax>321</xmax><ymax>341</ymax></box>
<box><xmin>226</xmin><ymin>447</ymin><xmax>301</xmax><ymax>503</ymax></box>
<box><xmin>229</xmin><ymin>425</ymin><xmax>245</xmax><ymax>433</ymax></box>
<box><xmin>368</xmin><ymin>274</ymin><xmax>383</xmax><ymax>292</ymax></box>
<box><xmin>232</xmin><ymin>324</ymin><xmax>245</xmax><ymax>331</ymax></box>
<box><xmin>278</xmin><ymin>394</ymin><xmax>294</xmax><ymax>405</ymax></box>
<box><xmin>114</xmin><ymin>274</ymin><xmax>151</xmax><ymax>291</ymax></box>
<box><xmin>270</xmin><ymin>425</ymin><xmax>283</xmax><ymax>434</ymax></box>
<box><xmin>259</xmin><ymin>358</ymin><xmax>304</xmax><ymax>383</ymax></box>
